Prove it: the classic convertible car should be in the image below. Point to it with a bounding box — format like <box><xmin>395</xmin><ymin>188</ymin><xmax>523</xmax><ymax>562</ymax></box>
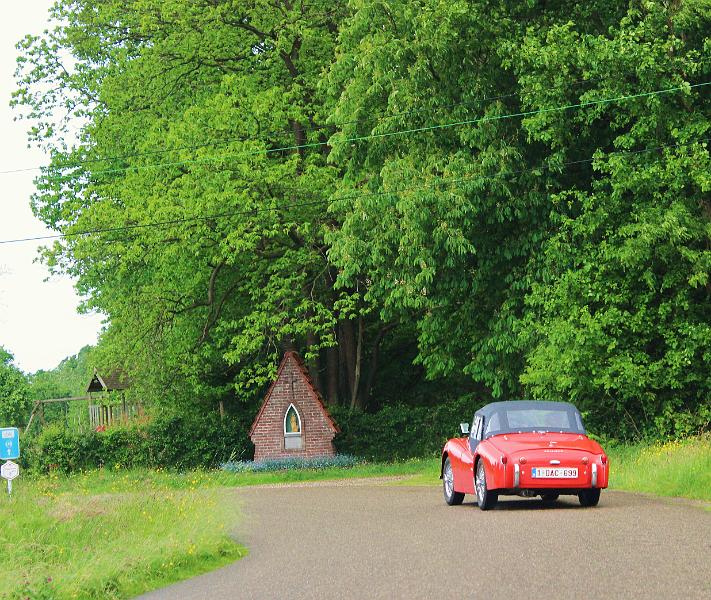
<box><xmin>441</xmin><ymin>401</ymin><xmax>608</xmax><ymax>510</ymax></box>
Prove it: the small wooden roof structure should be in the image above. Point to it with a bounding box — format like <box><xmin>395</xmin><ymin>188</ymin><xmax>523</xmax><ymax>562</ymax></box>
<box><xmin>86</xmin><ymin>368</ymin><xmax>131</xmax><ymax>393</ymax></box>
<box><xmin>249</xmin><ymin>351</ymin><xmax>339</xmax><ymax>436</ymax></box>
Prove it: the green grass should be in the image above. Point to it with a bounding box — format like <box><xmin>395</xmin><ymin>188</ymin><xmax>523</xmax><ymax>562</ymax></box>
<box><xmin>607</xmin><ymin>435</ymin><xmax>711</xmax><ymax>502</ymax></box>
<box><xmin>37</xmin><ymin>458</ymin><xmax>441</xmax><ymax>495</ymax></box>
<box><xmin>0</xmin><ymin>458</ymin><xmax>439</xmax><ymax>599</ymax></box>
<box><xmin>4</xmin><ymin>437</ymin><xmax>707</xmax><ymax>598</ymax></box>
<box><xmin>0</xmin><ymin>471</ymin><xmax>245</xmax><ymax>600</ymax></box>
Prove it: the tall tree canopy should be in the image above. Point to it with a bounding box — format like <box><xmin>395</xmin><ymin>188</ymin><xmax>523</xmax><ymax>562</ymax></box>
<box><xmin>0</xmin><ymin>348</ymin><xmax>31</xmax><ymax>428</ymax></box>
<box><xmin>15</xmin><ymin>0</ymin><xmax>406</xmax><ymax>410</ymax></box>
<box><xmin>326</xmin><ymin>0</ymin><xmax>710</xmax><ymax>435</ymax></box>
<box><xmin>14</xmin><ymin>0</ymin><xmax>710</xmax><ymax>436</ymax></box>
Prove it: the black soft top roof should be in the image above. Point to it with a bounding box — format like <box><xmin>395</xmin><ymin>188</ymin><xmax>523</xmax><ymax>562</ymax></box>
<box><xmin>474</xmin><ymin>400</ymin><xmax>586</xmax><ymax>436</ymax></box>
<box><xmin>475</xmin><ymin>400</ymin><xmax>579</xmax><ymax>418</ymax></box>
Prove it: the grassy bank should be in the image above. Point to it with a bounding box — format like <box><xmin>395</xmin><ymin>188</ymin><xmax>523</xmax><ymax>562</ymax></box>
<box><xmin>4</xmin><ymin>437</ymin><xmax>707</xmax><ymax>598</ymax></box>
<box><xmin>0</xmin><ymin>472</ymin><xmax>245</xmax><ymax>600</ymax></box>
<box><xmin>32</xmin><ymin>458</ymin><xmax>441</xmax><ymax>495</ymax></box>
<box><xmin>607</xmin><ymin>435</ymin><xmax>710</xmax><ymax>501</ymax></box>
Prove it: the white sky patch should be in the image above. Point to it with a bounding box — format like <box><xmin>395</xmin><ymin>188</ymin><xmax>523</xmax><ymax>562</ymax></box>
<box><xmin>0</xmin><ymin>2</ymin><xmax>103</xmax><ymax>373</ymax></box>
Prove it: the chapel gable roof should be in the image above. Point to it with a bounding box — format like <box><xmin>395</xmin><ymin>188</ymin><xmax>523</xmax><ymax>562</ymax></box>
<box><xmin>249</xmin><ymin>351</ymin><xmax>339</xmax><ymax>436</ymax></box>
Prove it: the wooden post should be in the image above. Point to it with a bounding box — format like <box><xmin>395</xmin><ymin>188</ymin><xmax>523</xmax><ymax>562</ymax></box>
<box><xmin>25</xmin><ymin>401</ymin><xmax>40</xmax><ymax>433</ymax></box>
<box><xmin>218</xmin><ymin>401</ymin><xmax>225</xmax><ymax>420</ymax></box>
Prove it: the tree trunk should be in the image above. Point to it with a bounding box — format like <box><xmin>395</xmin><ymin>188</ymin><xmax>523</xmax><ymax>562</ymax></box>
<box><xmin>325</xmin><ymin>344</ymin><xmax>339</xmax><ymax>405</ymax></box>
<box><xmin>306</xmin><ymin>330</ymin><xmax>323</xmax><ymax>395</ymax></box>
<box><xmin>350</xmin><ymin>317</ymin><xmax>364</xmax><ymax>409</ymax></box>
<box><xmin>361</xmin><ymin>323</ymin><xmax>396</xmax><ymax>408</ymax></box>
<box><xmin>339</xmin><ymin>319</ymin><xmax>356</xmax><ymax>406</ymax></box>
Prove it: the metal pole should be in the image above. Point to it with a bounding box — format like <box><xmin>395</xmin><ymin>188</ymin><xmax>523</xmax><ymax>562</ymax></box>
<box><xmin>7</xmin><ymin>479</ymin><xmax>11</xmax><ymax>496</ymax></box>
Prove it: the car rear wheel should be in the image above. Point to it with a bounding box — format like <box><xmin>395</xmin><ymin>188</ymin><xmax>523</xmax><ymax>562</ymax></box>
<box><xmin>443</xmin><ymin>458</ymin><xmax>465</xmax><ymax>505</ymax></box>
<box><xmin>475</xmin><ymin>460</ymin><xmax>498</xmax><ymax>510</ymax></box>
<box><xmin>578</xmin><ymin>488</ymin><xmax>601</xmax><ymax>507</ymax></box>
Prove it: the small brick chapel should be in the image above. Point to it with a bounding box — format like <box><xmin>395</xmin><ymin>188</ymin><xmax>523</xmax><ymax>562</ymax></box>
<box><xmin>249</xmin><ymin>351</ymin><xmax>339</xmax><ymax>461</ymax></box>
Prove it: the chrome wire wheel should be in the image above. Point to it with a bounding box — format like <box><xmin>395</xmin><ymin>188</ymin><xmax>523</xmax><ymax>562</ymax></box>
<box><xmin>444</xmin><ymin>462</ymin><xmax>454</xmax><ymax>497</ymax></box>
<box><xmin>442</xmin><ymin>457</ymin><xmax>464</xmax><ymax>505</ymax></box>
<box><xmin>475</xmin><ymin>461</ymin><xmax>486</xmax><ymax>500</ymax></box>
<box><xmin>475</xmin><ymin>460</ymin><xmax>498</xmax><ymax>510</ymax></box>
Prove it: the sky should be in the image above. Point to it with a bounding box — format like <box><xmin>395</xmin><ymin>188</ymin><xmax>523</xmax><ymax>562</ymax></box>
<box><xmin>0</xmin><ymin>2</ymin><xmax>103</xmax><ymax>373</ymax></box>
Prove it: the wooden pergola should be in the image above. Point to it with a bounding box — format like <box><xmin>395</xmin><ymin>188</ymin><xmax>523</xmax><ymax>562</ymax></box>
<box><xmin>26</xmin><ymin>368</ymin><xmax>140</xmax><ymax>433</ymax></box>
<box><xmin>86</xmin><ymin>368</ymin><xmax>135</xmax><ymax>428</ymax></box>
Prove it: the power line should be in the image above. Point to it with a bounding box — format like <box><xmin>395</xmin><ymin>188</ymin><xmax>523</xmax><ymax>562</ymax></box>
<box><xmin>0</xmin><ymin>138</ymin><xmax>704</xmax><ymax>246</ymax></box>
<box><xmin>13</xmin><ymin>81</ymin><xmax>710</xmax><ymax>183</ymax></box>
<box><xmin>0</xmin><ymin>76</ymin><xmax>607</xmax><ymax>175</ymax></box>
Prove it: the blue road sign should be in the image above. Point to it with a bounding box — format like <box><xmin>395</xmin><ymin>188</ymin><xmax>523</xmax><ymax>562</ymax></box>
<box><xmin>0</xmin><ymin>428</ymin><xmax>19</xmax><ymax>460</ymax></box>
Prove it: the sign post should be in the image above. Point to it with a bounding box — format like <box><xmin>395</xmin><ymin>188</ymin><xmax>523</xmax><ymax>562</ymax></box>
<box><xmin>0</xmin><ymin>428</ymin><xmax>20</xmax><ymax>496</ymax></box>
<box><xmin>1</xmin><ymin>461</ymin><xmax>19</xmax><ymax>495</ymax></box>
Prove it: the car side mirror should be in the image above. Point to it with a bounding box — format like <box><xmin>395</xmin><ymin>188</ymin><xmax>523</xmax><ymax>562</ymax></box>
<box><xmin>460</xmin><ymin>422</ymin><xmax>470</xmax><ymax>435</ymax></box>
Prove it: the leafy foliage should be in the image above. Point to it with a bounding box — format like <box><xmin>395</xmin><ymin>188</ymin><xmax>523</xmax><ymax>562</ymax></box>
<box><xmin>0</xmin><ymin>348</ymin><xmax>31</xmax><ymax>427</ymax></box>
<box><xmin>331</xmin><ymin>396</ymin><xmax>477</xmax><ymax>461</ymax></box>
<box><xmin>24</xmin><ymin>412</ymin><xmax>252</xmax><ymax>473</ymax></box>
<box><xmin>12</xmin><ymin>0</ymin><xmax>711</xmax><ymax>442</ymax></box>
<box><xmin>28</xmin><ymin>345</ymin><xmax>94</xmax><ymax>401</ymax></box>
<box><xmin>326</xmin><ymin>0</ymin><xmax>710</xmax><ymax>437</ymax></box>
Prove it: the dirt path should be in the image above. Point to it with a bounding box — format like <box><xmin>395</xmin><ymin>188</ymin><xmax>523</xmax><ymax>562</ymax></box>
<box><xmin>140</xmin><ymin>482</ymin><xmax>711</xmax><ymax>599</ymax></box>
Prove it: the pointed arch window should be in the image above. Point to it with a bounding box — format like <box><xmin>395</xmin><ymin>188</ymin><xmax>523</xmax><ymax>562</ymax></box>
<box><xmin>284</xmin><ymin>404</ymin><xmax>303</xmax><ymax>449</ymax></box>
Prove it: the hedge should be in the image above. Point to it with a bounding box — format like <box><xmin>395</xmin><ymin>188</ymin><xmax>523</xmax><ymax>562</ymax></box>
<box><xmin>23</xmin><ymin>412</ymin><xmax>252</xmax><ymax>473</ymax></box>
<box><xmin>330</xmin><ymin>396</ymin><xmax>476</xmax><ymax>461</ymax></box>
<box><xmin>23</xmin><ymin>397</ymin><xmax>478</xmax><ymax>473</ymax></box>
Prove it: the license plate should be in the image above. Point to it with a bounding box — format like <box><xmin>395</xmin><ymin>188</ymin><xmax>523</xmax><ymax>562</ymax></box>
<box><xmin>531</xmin><ymin>467</ymin><xmax>578</xmax><ymax>479</ymax></box>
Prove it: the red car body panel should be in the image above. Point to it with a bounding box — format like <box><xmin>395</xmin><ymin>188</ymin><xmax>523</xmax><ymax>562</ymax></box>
<box><xmin>442</xmin><ymin>432</ymin><xmax>608</xmax><ymax>495</ymax></box>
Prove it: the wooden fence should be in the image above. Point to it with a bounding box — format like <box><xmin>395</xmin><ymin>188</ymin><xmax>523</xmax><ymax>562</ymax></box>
<box><xmin>26</xmin><ymin>395</ymin><xmax>142</xmax><ymax>433</ymax></box>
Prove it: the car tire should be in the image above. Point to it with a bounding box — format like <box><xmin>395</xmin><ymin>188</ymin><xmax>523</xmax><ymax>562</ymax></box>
<box><xmin>475</xmin><ymin>459</ymin><xmax>498</xmax><ymax>510</ymax></box>
<box><xmin>578</xmin><ymin>488</ymin><xmax>601</xmax><ymax>507</ymax></box>
<box><xmin>443</xmin><ymin>458</ymin><xmax>465</xmax><ymax>506</ymax></box>
<box><xmin>541</xmin><ymin>493</ymin><xmax>559</xmax><ymax>503</ymax></box>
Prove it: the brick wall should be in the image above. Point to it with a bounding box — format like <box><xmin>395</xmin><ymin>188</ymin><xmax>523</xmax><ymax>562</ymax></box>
<box><xmin>250</xmin><ymin>354</ymin><xmax>336</xmax><ymax>461</ymax></box>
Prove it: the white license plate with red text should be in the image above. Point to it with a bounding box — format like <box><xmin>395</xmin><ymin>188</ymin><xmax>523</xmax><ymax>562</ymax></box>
<box><xmin>531</xmin><ymin>467</ymin><xmax>578</xmax><ymax>479</ymax></box>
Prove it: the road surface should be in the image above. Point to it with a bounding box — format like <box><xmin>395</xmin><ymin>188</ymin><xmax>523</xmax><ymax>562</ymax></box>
<box><xmin>140</xmin><ymin>480</ymin><xmax>711</xmax><ymax>599</ymax></box>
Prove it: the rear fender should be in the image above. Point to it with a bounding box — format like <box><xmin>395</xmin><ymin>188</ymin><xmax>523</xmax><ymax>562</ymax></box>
<box><xmin>476</xmin><ymin>442</ymin><xmax>507</xmax><ymax>490</ymax></box>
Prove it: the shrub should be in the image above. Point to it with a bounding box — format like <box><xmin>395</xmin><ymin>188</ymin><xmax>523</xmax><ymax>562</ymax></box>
<box><xmin>222</xmin><ymin>454</ymin><xmax>359</xmax><ymax>473</ymax></box>
<box><xmin>23</xmin><ymin>412</ymin><xmax>252</xmax><ymax>473</ymax></box>
<box><xmin>330</xmin><ymin>396</ymin><xmax>478</xmax><ymax>461</ymax></box>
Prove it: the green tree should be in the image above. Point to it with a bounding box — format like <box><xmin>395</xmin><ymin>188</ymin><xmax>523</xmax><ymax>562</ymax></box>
<box><xmin>508</xmin><ymin>1</ymin><xmax>711</xmax><ymax>437</ymax></box>
<box><xmin>326</xmin><ymin>0</ymin><xmax>710</xmax><ymax>435</ymax></box>
<box><xmin>0</xmin><ymin>348</ymin><xmax>31</xmax><ymax>428</ymax></box>
<box><xmin>29</xmin><ymin>345</ymin><xmax>94</xmax><ymax>401</ymax></box>
<box><xmin>14</xmin><ymin>0</ymin><xmax>410</xmax><ymax>410</ymax></box>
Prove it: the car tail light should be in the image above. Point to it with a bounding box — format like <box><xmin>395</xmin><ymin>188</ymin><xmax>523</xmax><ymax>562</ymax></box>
<box><xmin>518</xmin><ymin>456</ymin><xmax>526</xmax><ymax>464</ymax></box>
<box><xmin>601</xmin><ymin>455</ymin><xmax>607</xmax><ymax>464</ymax></box>
<box><xmin>500</xmin><ymin>455</ymin><xmax>508</xmax><ymax>465</ymax></box>
<box><xmin>581</xmin><ymin>456</ymin><xmax>589</xmax><ymax>465</ymax></box>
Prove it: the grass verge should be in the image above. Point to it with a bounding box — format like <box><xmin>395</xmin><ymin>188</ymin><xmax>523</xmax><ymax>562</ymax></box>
<box><xmin>607</xmin><ymin>435</ymin><xmax>710</xmax><ymax>501</ymax></box>
<box><xmin>32</xmin><ymin>458</ymin><xmax>441</xmax><ymax>496</ymax></box>
<box><xmin>4</xmin><ymin>436</ymin><xmax>706</xmax><ymax>598</ymax></box>
<box><xmin>0</xmin><ymin>472</ymin><xmax>245</xmax><ymax>600</ymax></box>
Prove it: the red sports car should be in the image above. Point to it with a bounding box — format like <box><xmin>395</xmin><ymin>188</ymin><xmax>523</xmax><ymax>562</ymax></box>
<box><xmin>441</xmin><ymin>401</ymin><xmax>608</xmax><ymax>510</ymax></box>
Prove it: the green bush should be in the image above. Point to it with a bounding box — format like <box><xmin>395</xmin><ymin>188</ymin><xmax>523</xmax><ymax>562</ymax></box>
<box><xmin>331</xmin><ymin>396</ymin><xmax>478</xmax><ymax>461</ymax></box>
<box><xmin>24</xmin><ymin>412</ymin><xmax>253</xmax><ymax>473</ymax></box>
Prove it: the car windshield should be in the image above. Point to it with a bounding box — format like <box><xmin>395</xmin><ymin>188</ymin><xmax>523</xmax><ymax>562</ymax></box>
<box><xmin>483</xmin><ymin>403</ymin><xmax>585</xmax><ymax>437</ymax></box>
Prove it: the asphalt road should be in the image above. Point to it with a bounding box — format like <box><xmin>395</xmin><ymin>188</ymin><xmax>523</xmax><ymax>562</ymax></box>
<box><xmin>140</xmin><ymin>480</ymin><xmax>711</xmax><ymax>600</ymax></box>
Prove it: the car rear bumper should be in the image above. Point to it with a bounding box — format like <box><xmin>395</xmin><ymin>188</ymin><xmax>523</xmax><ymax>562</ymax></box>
<box><xmin>504</xmin><ymin>461</ymin><xmax>607</xmax><ymax>491</ymax></box>
<box><xmin>496</xmin><ymin>487</ymin><xmax>600</xmax><ymax>497</ymax></box>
